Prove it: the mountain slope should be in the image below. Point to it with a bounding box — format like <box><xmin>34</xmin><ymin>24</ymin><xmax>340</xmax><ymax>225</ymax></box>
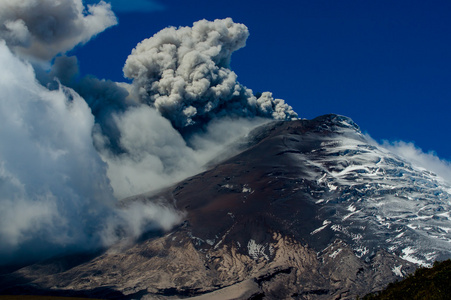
<box><xmin>363</xmin><ymin>259</ymin><xmax>451</xmax><ymax>300</ymax></box>
<box><xmin>1</xmin><ymin>114</ymin><xmax>451</xmax><ymax>299</ymax></box>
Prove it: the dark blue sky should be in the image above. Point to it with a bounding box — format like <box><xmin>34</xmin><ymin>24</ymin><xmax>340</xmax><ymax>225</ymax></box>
<box><xmin>74</xmin><ymin>0</ymin><xmax>451</xmax><ymax>160</ymax></box>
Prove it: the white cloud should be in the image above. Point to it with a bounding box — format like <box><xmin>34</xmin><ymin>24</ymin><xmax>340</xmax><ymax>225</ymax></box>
<box><xmin>94</xmin><ymin>105</ymin><xmax>198</xmax><ymax>199</ymax></box>
<box><xmin>0</xmin><ymin>42</ymin><xmax>116</xmax><ymax>263</ymax></box>
<box><xmin>94</xmin><ymin>104</ymin><xmax>267</xmax><ymax>199</ymax></box>
<box><xmin>365</xmin><ymin>134</ymin><xmax>451</xmax><ymax>185</ymax></box>
<box><xmin>101</xmin><ymin>200</ymin><xmax>183</xmax><ymax>246</ymax></box>
<box><xmin>0</xmin><ymin>0</ymin><xmax>117</xmax><ymax>61</ymax></box>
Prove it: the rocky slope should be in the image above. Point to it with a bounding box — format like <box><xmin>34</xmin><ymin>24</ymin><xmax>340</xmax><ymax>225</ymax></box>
<box><xmin>1</xmin><ymin>114</ymin><xmax>451</xmax><ymax>299</ymax></box>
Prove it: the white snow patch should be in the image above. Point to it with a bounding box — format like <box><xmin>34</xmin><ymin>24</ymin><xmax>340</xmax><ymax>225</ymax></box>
<box><xmin>351</xmin><ymin>233</ymin><xmax>363</xmax><ymax>241</ymax></box>
<box><xmin>348</xmin><ymin>204</ymin><xmax>356</xmax><ymax>212</ymax></box>
<box><xmin>392</xmin><ymin>265</ymin><xmax>403</xmax><ymax>277</ymax></box>
<box><xmin>328</xmin><ymin>183</ymin><xmax>338</xmax><ymax>191</ymax></box>
<box><xmin>342</xmin><ymin>210</ymin><xmax>359</xmax><ymax>221</ymax></box>
<box><xmin>206</xmin><ymin>239</ymin><xmax>215</xmax><ymax>246</ymax></box>
<box><xmin>214</xmin><ymin>240</ymin><xmax>223</xmax><ymax>250</ymax></box>
<box><xmin>310</xmin><ymin>220</ymin><xmax>331</xmax><ymax>235</ymax></box>
<box><xmin>329</xmin><ymin>248</ymin><xmax>342</xmax><ymax>259</ymax></box>
<box><xmin>395</xmin><ymin>232</ymin><xmax>405</xmax><ymax>239</ymax></box>
<box><xmin>332</xmin><ymin>165</ymin><xmax>368</xmax><ymax>177</ymax></box>
<box><xmin>407</xmin><ymin>224</ymin><xmax>418</xmax><ymax>230</ymax></box>
<box><xmin>438</xmin><ymin>227</ymin><xmax>451</xmax><ymax>233</ymax></box>
<box><xmin>188</xmin><ymin>232</ymin><xmax>205</xmax><ymax>246</ymax></box>
<box><xmin>331</xmin><ymin>224</ymin><xmax>343</xmax><ymax>232</ymax></box>
<box><xmin>269</xmin><ymin>244</ymin><xmax>275</xmax><ymax>256</ymax></box>
<box><xmin>242</xmin><ymin>185</ymin><xmax>253</xmax><ymax>193</ymax></box>
<box><xmin>221</xmin><ymin>184</ymin><xmax>234</xmax><ymax>189</ymax></box>
<box><xmin>424</xmin><ymin>251</ymin><xmax>438</xmax><ymax>262</ymax></box>
<box><xmin>437</xmin><ymin>212</ymin><xmax>450</xmax><ymax>219</ymax></box>
<box><xmin>247</xmin><ymin>239</ymin><xmax>269</xmax><ymax>260</ymax></box>
<box><xmin>317</xmin><ymin>173</ymin><xmax>327</xmax><ymax>184</ymax></box>
<box><xmin>401</xmin><ymin>247</ymin><xmax>429</xmax><ymax>267</ymax></box>
<box><xmin>388</xmin><ymin>245</ymin><xmax>398</xmax><ymax>252</ymax></box>
<box><xmin>354</xmin><ymin>246</ymin><xmax>369</xmax><ymax>258</ymax></box>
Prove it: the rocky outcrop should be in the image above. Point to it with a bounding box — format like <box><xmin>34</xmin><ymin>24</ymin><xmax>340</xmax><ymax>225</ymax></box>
<box><xmin>7</xmin><ymin>229</ymin><xmax>416</xmax><ymax>299</ymax></box>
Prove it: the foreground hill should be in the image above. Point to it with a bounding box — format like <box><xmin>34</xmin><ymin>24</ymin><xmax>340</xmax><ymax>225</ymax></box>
<box><xmin>1</xmin><ymin>114</ymin><xmax>451</xmax><ymax>299</ymax></box>
<box><xmin>363</xmin><ymin>259</ymin><xmax>451</xmax><ymax>300</ymax></box>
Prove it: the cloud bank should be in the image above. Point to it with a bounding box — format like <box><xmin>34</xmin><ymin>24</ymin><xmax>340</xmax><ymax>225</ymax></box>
<box><xmin>0</xmin><ymin>43</ymin><xmax>189</xmax><ymax>264</ymax></box>
<box><xmin>0</xmin><ymin>41</ymin><xmax>115</xmax><ymax>263</ymax></box>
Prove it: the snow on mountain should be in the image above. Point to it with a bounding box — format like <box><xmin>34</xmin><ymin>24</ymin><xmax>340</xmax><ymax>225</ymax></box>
<box><xmin>292</xmin><ymin>115</ymin><xmax>451</xmax><ymax>266</ymax></box>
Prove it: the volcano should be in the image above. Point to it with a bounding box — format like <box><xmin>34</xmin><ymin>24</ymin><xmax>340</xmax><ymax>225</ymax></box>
<box><xmin>1</xmin><ymin>114</ymin><xmax>451</xmax><ymax>299</ymax></box>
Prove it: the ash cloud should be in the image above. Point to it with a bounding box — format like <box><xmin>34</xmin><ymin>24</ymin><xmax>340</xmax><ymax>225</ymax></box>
<box><xmin>38</xmin><ymin>18</ymin><xmax>294</xmax><ymax>198</ymax></box>
<box><xmin>123</xmin><ymin>18</ymin><xmax>297</xmax><ymax>134</ymax></box>
<box><xmin>0</xmin><ymin>0</ymin><xmax>117</xmax><ymax>61</ymax></box>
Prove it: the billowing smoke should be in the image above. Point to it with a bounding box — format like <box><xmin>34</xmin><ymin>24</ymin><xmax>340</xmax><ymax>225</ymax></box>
<box><xmin>0</xmin><ymin>0</ymin><xmax>117</xmax><ymax>61</ymax></box>
<box><xmin>0</xmin><ymin>9</ymin><xmax>296</xmax><ymax>266</ymax></box>
<box><xmin>38</xmin><ymin>18</ymin><xmax>295</xmax><ymax>198</ymax></box>
<box><xmin>124</xmin><ymin>18</ymin><xmax>297</xmax><ymax>133</ymax></box>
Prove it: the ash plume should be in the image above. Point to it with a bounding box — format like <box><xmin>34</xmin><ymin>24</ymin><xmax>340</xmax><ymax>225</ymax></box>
<box><xmin>123</xmin><ymin>18</ymin><xmax>297</xmax><ymax>133</ymax></box>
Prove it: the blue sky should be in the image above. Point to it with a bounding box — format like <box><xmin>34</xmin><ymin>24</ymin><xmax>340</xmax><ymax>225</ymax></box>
<box><xmin>74</xmin><ymin>0</ymin><xmax>451</xmax><ymax>160</ymax></box>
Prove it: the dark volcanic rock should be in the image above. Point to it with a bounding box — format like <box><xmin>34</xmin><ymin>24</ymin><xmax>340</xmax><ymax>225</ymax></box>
<box><xmin>1</xmin><ymin>114</ymin><xmax>450</xmax><ymax>299</ymax></box>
